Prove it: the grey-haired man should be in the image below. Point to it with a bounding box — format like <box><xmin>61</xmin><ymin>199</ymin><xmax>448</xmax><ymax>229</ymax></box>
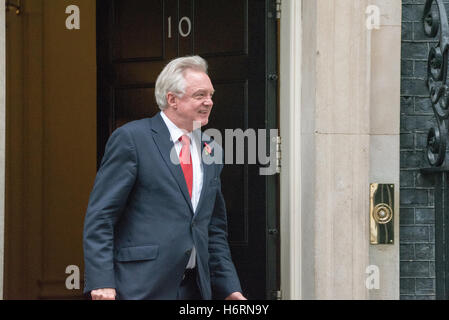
<box><xmin>83</xmin><ymin>56</ymin><xmax>246</xmax><ymax>300</ymax></box>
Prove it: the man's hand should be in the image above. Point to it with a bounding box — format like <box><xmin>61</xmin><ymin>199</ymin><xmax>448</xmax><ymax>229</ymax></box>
<box><xmin>91</xmin><ymin>288</ymin><xmax>116</xmax><ymax>300</ymax></box>
<box><xmin>225</xmin><ymin>292</ymin><xmax>247</xmax><ymax>300</ymax></box>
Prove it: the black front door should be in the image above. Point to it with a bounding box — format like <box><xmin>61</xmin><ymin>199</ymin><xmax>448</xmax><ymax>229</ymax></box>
<box><xmin>97</xmin><ymin>0</ymin><xmax>279</xmax><ymax>299</ymax></box>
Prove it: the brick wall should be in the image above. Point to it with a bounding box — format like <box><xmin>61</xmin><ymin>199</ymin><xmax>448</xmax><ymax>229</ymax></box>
<box><xmin>399</xmin><ymin>0</ymin><xmax>447</xmax><ymax>300</ymax></box>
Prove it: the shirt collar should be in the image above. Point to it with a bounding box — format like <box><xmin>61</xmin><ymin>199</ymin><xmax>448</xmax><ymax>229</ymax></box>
<box><xmin>160</xmin><ymin>111</ymin><xmax>195</xmax><ymax>143</ymax></box>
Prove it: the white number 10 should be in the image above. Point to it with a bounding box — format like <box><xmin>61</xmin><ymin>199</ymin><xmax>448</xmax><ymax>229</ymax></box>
<box><xmin>168</xmin><ymin>16</ymin><xmax>192</xmax><ymax>38</ymax></box>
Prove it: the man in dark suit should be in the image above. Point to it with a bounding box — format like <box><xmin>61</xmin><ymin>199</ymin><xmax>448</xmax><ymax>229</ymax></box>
<box><xmin>83</xmin><ymin>56</ymin><xmax>246</xmax><ymax>300</ymax></box>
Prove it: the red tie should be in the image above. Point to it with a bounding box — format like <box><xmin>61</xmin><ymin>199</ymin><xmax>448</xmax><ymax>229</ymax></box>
<box><xmin>179</xmin><ymin>135</ymin><xmax>193</xmax><ymax>198</ymax></box>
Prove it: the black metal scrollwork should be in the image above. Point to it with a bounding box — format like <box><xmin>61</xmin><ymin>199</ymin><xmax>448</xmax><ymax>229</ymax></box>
<box><xmin>423</xmin><ymin>0</ymin><xmax>449</xmax><ymax>166</ymax></box>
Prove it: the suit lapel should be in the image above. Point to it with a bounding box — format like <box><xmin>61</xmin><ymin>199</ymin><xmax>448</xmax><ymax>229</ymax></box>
<box><xmin>194</xmin><ymin>135</ymin><xmax>214</xmax><ymax>216</ymax></box>
<box><xmin>150</xmin><ymin>114</ymin><xmax>194</xmax><ymax>214</ymax></box>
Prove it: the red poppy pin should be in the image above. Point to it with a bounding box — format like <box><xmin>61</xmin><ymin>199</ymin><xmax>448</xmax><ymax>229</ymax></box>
<box><xmin>204</xmin><ymin>142</ymin><xmax>212</xmax><ymax>155</ymax></box>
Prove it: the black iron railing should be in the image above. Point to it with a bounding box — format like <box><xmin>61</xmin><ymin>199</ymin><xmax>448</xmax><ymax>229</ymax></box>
<box><xmin>423</xmin><ymin>0</ymin><xmax>449</xmax><ymax>166</ymax></box>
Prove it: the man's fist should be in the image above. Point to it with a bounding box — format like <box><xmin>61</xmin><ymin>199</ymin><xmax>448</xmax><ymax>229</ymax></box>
<box><xmin>91</xmin><ymin>288</ymin><xmax>116</xmax><ymax>300</ymax></box>
<box><xmin>225</xmin><ymin>292</ymin><xmax>247</xmax><ymax>300</ymax></box>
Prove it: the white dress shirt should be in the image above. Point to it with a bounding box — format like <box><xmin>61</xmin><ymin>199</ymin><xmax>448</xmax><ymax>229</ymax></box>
<box><xmin>160</xmin><ymin>111</ymin><xmax>203</xmax><ymax>269</ymax></box>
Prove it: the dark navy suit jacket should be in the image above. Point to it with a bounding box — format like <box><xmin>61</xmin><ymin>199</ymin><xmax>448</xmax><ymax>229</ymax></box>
<box><xmin>83</xmin><ymin>113</ymin><xmax>242</xmax><ymax>299</ymax></box>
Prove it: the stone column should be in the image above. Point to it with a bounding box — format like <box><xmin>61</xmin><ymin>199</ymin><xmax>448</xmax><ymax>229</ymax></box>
<box><xmin>368</xmin><ymin>0</ymin><xmax>401</xmax><ymax>300</ymax></box>
<box><xmin>298</xmin><ymin>0</ymin><xmax>401</xmax><ymax>299</ymax></box>
<box><xmin>312</xmin><ymin>0</ymin><xmax>372</xmax><ymax>299</ymax></box>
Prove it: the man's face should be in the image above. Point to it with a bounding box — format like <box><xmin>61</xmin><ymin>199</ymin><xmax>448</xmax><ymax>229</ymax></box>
<box><xmin>168</xmin><ymin>69</ymin><xmax>214</xmax><ymax>131</ymax></box>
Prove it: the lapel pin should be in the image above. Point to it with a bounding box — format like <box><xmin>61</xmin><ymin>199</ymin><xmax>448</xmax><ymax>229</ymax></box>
<box><xmin>204</xmin><ymin>142</ymin><xmax>212</xmax><ymax>156</ymax></box>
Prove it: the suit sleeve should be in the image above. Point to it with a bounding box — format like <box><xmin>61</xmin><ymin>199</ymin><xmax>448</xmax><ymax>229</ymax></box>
<box><xmin>208</xmin><ymin>164</ymin><xmax>243</xmax><ymax>299</ymax></box>
<box><xmin>83</xmin><ymin>126</ymin><xmax>138</xmax><ymax>294</ymax></box>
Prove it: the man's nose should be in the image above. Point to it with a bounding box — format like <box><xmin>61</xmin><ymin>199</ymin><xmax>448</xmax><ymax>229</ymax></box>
<box><xmin>204</xmin><ymin>97</ymin><xmax>213</xmax><ymax>106</ymax></box>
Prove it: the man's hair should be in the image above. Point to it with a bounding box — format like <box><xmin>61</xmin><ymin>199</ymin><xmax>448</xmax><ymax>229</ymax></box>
<box><xmin>155</xmin><ymin>55</ymin><xmax>208</xmax><ymax>110</ymax></box>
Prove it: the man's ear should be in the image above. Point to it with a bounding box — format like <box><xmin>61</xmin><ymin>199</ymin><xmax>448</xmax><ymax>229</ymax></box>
<box><xmin>166</xmin><ymin>92</ymin><xmax>177</xmax><ymax>109</ymax></box>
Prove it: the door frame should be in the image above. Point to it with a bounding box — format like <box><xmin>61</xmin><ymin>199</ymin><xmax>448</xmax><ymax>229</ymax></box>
<box><xmin>0</xmin><ymin>4</ymin><xmax>5</xmax><ymax>301</ymax></box>
<box><xmin>279</xmin><ymin>0</ymin><xmax>303</xmax><ymax>300</ymax></box>
<box><xmin>266</xmin><ymin>0</ymin><xmax>280</xmax><ymax>300</ymax></box>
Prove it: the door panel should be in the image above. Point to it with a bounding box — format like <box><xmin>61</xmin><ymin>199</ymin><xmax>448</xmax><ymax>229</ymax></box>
<box><xmin>194</xmin><ymin>0</ymin><xmax>247</xmax><ymax>55</ymax></box>
<box><xmin>114</xmin><ymin>88</ymin><xmax>156</xmax><ymax>127</ymax></box>
<box><xmin>97</xmin><ymin>0</ymin><xmax>278</xmax><ymax>299</ymax></box>
<box><xmin>113</xmin><ymin>0</ymin><xmax>164</xmax><ymax>60</ymax></box>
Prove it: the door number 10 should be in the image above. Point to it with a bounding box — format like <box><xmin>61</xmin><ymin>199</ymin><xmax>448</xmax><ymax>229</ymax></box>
<box><xmin>168</xmin><ymin>16</ymin><xmax>192</xmax><ymax>38</ymax></box>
